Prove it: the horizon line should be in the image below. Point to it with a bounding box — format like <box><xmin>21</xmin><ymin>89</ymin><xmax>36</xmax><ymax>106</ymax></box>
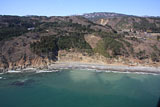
<box><xmin>0</xmin><ymin>11</ymin><xmax>160</xmax><ymax>17</ymax></box>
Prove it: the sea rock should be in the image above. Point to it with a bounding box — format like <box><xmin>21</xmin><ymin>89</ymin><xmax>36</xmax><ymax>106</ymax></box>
<box><xmin>10</xmin><ymin>79</ymin><xmax>35</xmax><ymax>87</ymax></box>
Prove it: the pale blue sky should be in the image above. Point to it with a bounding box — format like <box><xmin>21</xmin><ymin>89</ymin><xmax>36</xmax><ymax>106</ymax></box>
<box><xmin>0</xmin><ymin>0</ymin><xmax>160</xmax><ymax>16</ymax></box>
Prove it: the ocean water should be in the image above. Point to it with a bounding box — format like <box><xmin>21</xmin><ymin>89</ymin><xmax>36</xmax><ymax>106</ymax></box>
<box><xmin>0</xmin><ymin>69</ymin><xmax>160</xmax><ymax>107</ymax></box>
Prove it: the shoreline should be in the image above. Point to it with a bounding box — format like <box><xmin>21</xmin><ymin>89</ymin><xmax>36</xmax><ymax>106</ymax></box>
<box><xmin>1</xmin><ymin>62</ymin><xmax>160</xmax><ymax>75</ymax></box>
<box><xmin>49</xmin><ymin>62</ymin><xmax>160</xmax><ymax>75</ymax></box>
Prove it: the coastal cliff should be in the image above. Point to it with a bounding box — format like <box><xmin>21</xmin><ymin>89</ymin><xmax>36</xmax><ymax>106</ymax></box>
<box><xmin>0</xmin><ymin>14</ymin><xmax>160</xmax><ymax>71</ymax></box>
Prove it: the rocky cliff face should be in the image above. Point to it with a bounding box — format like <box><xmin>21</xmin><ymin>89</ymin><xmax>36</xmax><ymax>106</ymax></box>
<box><xmin>0</xmin><ymin>33</ymin><xmax>55</xmax><ymax>70</ymax></box>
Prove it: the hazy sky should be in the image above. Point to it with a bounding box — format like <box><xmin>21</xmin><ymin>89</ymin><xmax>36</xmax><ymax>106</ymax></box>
<box><xmin>1</xmin><ymin>0</ymin><xmax>160</xmax><ymax>16</ymax></box>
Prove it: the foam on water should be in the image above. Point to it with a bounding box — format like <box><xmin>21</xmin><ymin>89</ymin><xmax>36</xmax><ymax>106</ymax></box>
<box><xmin>0</xmin><ymin>73</ymin><xmax>4</xmax><ymax>75</ymax></box>
<box><xmin>36</xmin><ymin>70</ymin><xmax>59</xmax><ymax>73</ymax></box>
<box><xmin>7</xmin><ymin>70</ymin><xmax>22</xmax><ymax>73</ymax></box>
<box><xmin>101</xmin><ymin>70</ymin><xmax>159</xmax><ymax>75</ymax></box>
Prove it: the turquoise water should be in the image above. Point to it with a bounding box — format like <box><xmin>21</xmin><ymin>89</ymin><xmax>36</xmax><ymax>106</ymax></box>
<box><xmin>0</xmin><ymin>69</ymin><xmax>160</xmax><ymax>107</ymax></box>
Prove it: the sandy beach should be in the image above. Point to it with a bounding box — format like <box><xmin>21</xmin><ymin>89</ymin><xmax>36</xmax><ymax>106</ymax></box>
<box><xmin>47</xmin><ymin>62</ymin><xmax>160</xmax><ymax>75</ymax></box>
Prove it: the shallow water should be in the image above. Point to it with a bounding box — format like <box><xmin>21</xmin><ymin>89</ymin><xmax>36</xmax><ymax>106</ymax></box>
<box><xmin>0</xmin><ymin>69</ymin><xmax>160</xmax><ymax>107</ymax></box>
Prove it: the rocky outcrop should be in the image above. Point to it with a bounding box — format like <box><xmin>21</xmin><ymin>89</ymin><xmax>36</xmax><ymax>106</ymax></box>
<box><xmin>0</xmin><ymin>32</ymin><xmax>56</xmax><ymax>70</ymax></box>
<box><xmin>0</xmin><ymin>55</ymin><xmax>55</xmax><ymax>70</ymax></box>
<box><xmin>7</xmin><ymin>56</ymin><xmax>54</xmax><ymax>70</ymax></box>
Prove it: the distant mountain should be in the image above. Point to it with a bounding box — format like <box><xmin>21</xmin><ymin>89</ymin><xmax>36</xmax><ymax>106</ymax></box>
<box><xmin>82</xmin><ymin>12</ymin><xmax>160</xmax><ymax>21</ymax></box>
<box><xmin>82</xmin><ymin>12</ymin><xmax>129</xmax><ymax>21</ymax></box>
<box><xmin>81</xmin><ymin>12</ymin><xmax>160</xmax><ymax>32</ymax></box>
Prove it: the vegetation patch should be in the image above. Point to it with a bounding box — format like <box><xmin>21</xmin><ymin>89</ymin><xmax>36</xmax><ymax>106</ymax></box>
<box><xmin>94</xmin><ymin>36</ymin><xmax>127</xmax><ymax>58</ymax></box>
<box><xmin>133</xmin><ymin>18</ymin><xmax>160</xmax><ymax>32</ymax></box>
<box><xmin>58</xmin><ymin>34</ymin><xmax>92</xmax><ymax>51</ymax></box>
<box><xmin>0</xmin><ymin>16</ymin><xmax>42</xmax><ymax>41</ymax></box>
<box><xmin>151</xmin><ymin>52</ymin><xmax>159</xmax><ymax>62</ymax></box>
<box><xmin>30</xmin><ymin>36</ymin><xmax>58</xmax><ymax>59</ymax></box>
<box><xmin>136</xmin><ymin>50</ymin><xmax>148</xmax><ymax>60</ymax></box>
<box><xmin>30</xmin><ymin>34</ymin><xmax>93</xmax><ymax>57</ymax></box>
